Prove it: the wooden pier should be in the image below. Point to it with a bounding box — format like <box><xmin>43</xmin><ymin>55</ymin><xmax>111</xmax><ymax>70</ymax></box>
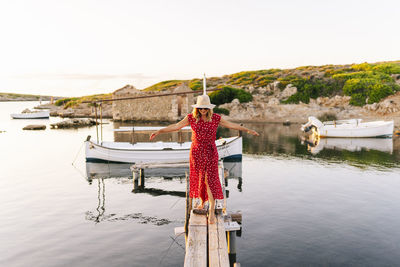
<box><xmin>131</xmin><ymin>160</ymin><xmax>241</xmax><ymax>267</ymax></box>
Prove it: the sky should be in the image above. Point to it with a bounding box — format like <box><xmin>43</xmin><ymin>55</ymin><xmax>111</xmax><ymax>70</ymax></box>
<box><xmin>0</xmin><ymin>0</ymin><xmax>399</xmax><ymax>97</ymax></box>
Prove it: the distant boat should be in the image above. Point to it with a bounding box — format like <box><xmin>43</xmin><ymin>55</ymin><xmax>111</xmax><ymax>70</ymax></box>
<box><xmin>85</xmin><ymin>136</ymin><xmax>242</xmax><ymax>163</ymax></box>
<box><xmin>301</xmin><ymin>116</ymin><xmax>394</xmax><ymax>138</ymax></box>
<box><xmin>11</xmin><ymin>110</ymin><xmax>50</xmax><ymax>119</ymax></box>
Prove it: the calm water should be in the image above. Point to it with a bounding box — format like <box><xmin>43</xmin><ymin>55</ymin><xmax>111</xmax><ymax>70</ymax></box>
<box><xmin>1</xmin><ymin>101</ymin><xmax>400</xmax><ymax>267</ymax></box>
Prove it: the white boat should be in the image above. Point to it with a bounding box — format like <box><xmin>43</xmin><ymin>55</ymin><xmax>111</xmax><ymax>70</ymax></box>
<box><xmin>11</xmin><ymin>110</ymin><xmax>50</xmax><ymax>119</ymax></box>
<box><xmin>301</xmin><ymin>116</ymin><xmax>394</xmax><ymax>138</ymax></box>
<box><xmin>85</xmin><ymin>135</ymin><xmax>242</xmax><ymax>163</ymax></box>
<box><xmin>305</xmin><ymin>136</ymin><xmax>393</xmax><ymax>155</ymax></box>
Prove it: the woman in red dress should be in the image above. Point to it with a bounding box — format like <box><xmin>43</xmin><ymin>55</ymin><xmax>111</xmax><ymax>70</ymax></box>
<box><xmin>150</xmin><ymin>94</ymin><xmax>259</xmax><ymax>223</ymax></box>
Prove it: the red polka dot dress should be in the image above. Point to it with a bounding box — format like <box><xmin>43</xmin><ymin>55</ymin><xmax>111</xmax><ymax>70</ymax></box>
<box><xmin>188</xmin><ymin>113</ymin><xmax>224</xmax><ymax>202</ymax></box>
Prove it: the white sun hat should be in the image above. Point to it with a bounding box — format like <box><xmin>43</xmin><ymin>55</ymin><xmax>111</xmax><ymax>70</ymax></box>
<box><xmin>191</xmin><ymin>94</ymin><xmax>215</xmax><ymax>109</ymax></box>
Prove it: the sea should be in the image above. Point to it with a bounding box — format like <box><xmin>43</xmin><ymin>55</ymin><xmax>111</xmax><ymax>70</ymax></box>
<box><xmin>1</xmin><ymin>101</ymin><xmax>400</xmax><ymax>267</ymax></box>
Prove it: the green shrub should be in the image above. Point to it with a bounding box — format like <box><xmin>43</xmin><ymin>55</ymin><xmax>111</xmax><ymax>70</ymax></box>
<box><xmin>209</xmin><ymin>86</ymin><xmax>252</xmax><ymax>105</ymax></box>
<box><xmin>282</xmin><ymin>78</ymin><xmax>342</xmax><ymax>104</ymax></box>
<box><xmin>351</xmin><ymin>63</ymin><xmax>374</xmax><ymax>71</ymax></box>
<box><xmin>332</xmin><ymin>71</ymin><xmax>393</xmax><ymax>83</ymax></box>
<box><xmin>143</xmin><ymin>80</ymin><xmax>183</xmax><ymax>91</ymax></box>
<box><xmin>189</xmin><ymin>79</ymin><xmax>202</xmax><ymax>91</ymax></box>
<box><xmin>372</xmin><ymin>63</ymin><xmax>400</xmax><ymax>75</ymax></box>
<box><xmin>318</xmin><ymin>112</ymin><xmax>337</xmax><ymax>122</ymax></box>
<box><xmin>213</xmin><ymin>107</ymin><xmax>230</xmax><ymax>115</ymax></box>
<box><xmin>343</xmin><ymin>78</ymin><xmax>397</xmax><ymax>105</ymax></box>
<box><xmin>368</xmin><ymin>83</ymin><xmax>397</xmax><ymax>104</ymax></box>
<box><xmin>236</xmin><ymin>89</ymin><xmax>253</xmax><ymax>103</ymax></box>
<box><xmin>209</xmin><ymin>86</ymin><xmax>237</xmax><ymax>105</ymax></box>
<box><xmin>55</xmin><ymin>98</ymin><xmax>78</xmax><ymax>106</ymax></box>
<box><xmin>349</xmin><ymin>93</ymin><xmax>366</xmax><ymax>106</ymax></box>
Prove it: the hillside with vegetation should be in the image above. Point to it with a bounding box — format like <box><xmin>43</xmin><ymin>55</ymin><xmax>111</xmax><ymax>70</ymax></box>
<box><xmin>142</xmin><ymin>61</ymin><xmax>400</xmax><ymax>107</ymax></box>
<box><xmin>49</xmin><ymin>60</ymin><xmax>400</xmax><ymax>125</ymax></box>
<box><xmin>0</xmin><ymin>93</ymin><xmax>55</xmax><ymax>101</ymax></box>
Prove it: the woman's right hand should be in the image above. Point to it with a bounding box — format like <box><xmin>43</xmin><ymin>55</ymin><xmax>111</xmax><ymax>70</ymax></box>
<box><xmin>149</xmin><ymin>131</ymin><xmax>159</xmax><ymax>141</ymax></box>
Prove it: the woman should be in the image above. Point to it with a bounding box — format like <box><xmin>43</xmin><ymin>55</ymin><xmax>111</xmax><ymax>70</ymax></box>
<box><xmin>150</xmin><ymin>95</ymin><xmax>259</xmax><ymax>223</ymax></box>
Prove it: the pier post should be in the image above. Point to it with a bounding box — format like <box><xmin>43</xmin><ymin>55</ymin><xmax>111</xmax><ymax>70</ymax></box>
<box><xmin>132</xmin><ymin>168</ymin><xmax>144</xmax><ymax>192</ymax></box>
<box><xmin>138</xmin><ymin>168</ymin><xmax>145</xmax><ymax>189</ymax></box>
<box><xmin>227</xmin><ymin>231</ymin><xmax>237</xmax><ymax>267</ymax></box>
<box><xmin>133</xmin><ymin>168</ymin><xmax>139</xmax><ymax>191</ymax></box>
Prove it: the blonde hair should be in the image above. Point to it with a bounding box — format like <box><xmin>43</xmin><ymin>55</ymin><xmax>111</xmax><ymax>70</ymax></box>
<box><xmin>192</xmin><ymin>108</ymin><xmax>213</xmax><ymax>122</ymax></box>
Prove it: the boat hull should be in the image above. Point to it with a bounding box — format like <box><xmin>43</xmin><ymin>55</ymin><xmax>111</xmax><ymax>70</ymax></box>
<box><xmin>85</xmin><ymin>136</ymin><xmax>242</xmax><ymax>164</ymax></box>
<box><xmin>303</xmin><ymin>116</ymin><xmax>394</xmax><ymax>138</ymax></box>
<box><xmin>11</xmin><ymin>111</ymin><xmax>50</xmax><ymax>119</ymax></box>
<box><xmin>318</xmin><ymin>121</ymin><xmax>394</xmax><ymax>138</ymax></box>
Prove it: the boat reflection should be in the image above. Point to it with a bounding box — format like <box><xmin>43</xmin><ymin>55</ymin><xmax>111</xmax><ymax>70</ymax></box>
<box><xmin>303</xmin><ymin>135</ymin><xmax>393</xmax><ymax>155</ymax></box>
<box><xmin>86</xmin><ymin>161</ymin><xmax>242</xmax><ymax>181</ymax></box>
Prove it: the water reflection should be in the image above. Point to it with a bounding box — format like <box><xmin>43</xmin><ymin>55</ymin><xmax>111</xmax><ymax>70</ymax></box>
<box><xmin>304</xmin><ymin>135</ymin><xmax>393</xmax><ymax>155</ymax></box>
<box><xmin>219</xmin><ymin>122</ymin><xmax>400</xmax><ymax>168</ymax></box>
<box><xmin>111</xmin><ymin>121</ymin><xmax>400</xmax><ymax>168</ymax></box>
<box><xmin>86</xmin><ymin>161</ymin><xmax>242</xmax><ymax>181</ymax></box>
<box><xmin>84</xmin><ymin>176</ymin><xmax>177</xmax><ymax>225</ymax></box>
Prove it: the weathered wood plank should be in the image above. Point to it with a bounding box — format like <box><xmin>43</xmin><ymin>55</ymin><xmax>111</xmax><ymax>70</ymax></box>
<box><xmin>184</xmin><ymin>211</ymin><xmax>207</xmax><ymax>267</ymax></box>
<box><xmin>208</xmin><ymin>214</ymin><xmax>229</xmax><ymax>267</ymax></box>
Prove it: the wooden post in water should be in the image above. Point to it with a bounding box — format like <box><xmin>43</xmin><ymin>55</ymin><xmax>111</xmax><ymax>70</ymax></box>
<box><xmin>131</xmin><ymin>126</ymin><xmax>135</xmax><ymax>144</ymax></box>
<box><xmin>100</xmin><ymin>102</ymin><xmax>103</xmax><ymax>142</ymax></box>
<box><xmin>227</xmin><ymin>231</ymin><xmax>237</xmax><ymax>266</ymax></box>
<box><xmin>238</xmin><ymin>123</ymin><xmax>243</xmax><ymax>137</ymax></box>
<box><xmin>94</xmin><ymin>103</ymin><xmax>99</xmax><ymax>142</ymax></box>
<box><xmin>138</xmin><ymin>168</ymin><xmax>145</xmax><ymax>189</ymax></box>
<box><xmin>185</xmin><ymin>171</ymin><xmax>192</xmax><ymax>239</ymax></box>
<box><xmin>132</xmin><ymin>168</ymin><xmax>144</xmax><ymax>191</ymax></box>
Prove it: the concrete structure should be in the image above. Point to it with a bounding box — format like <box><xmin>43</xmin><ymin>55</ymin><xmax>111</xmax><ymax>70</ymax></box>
<box><xmin>112</xmin><ymin>84</ymin><xmax>194</xmax><ymax>121</ymax></box>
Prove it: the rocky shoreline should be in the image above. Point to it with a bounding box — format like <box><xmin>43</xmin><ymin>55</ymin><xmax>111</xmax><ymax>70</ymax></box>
<box><xmin>29</xmin><ymin>78</ymin><xmax>400</xmax><ymax>130</ymax></box>
<box><xmin>36</xmin><ymin>93</ymin><xmax>400</xmax><ymax>131</ymax></box>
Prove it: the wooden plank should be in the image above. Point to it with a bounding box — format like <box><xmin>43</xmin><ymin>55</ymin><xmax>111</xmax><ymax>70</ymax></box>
<box><xmin>208</xmin><ymin>214</ymin><xmax>230</xmax><ymax>267</ymax></box>
<box><xmin>184</xmin><ymin>211</ymin><xmax>207</xmax><ymax>267</ymax></box>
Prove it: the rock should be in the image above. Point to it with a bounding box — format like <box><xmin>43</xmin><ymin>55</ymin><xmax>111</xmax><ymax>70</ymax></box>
<box><xmin>248</xmin><ymin>85</ymin><xmax>255</xmax><ymax>93</ymax></box>
<box><xmin>279</xmin><ymin>85</ymin><xmax>297</xmax><ymax>100</ymax></box>
<box><xmin>50</xmin><ymin>118</ymin><xmax>96</xmax><ymax>129</ymax></box>
<box><xmin>231</xmin><ymin>99</ymin><xmax>240</xmax><ymax>105</ymax></box>
<box><xmin>23</xmin><ymin>125</ymin><xmax>46</xmax><ymax>130</ymax></box>
<box><xmin>316</xmin><ymin>96</ymin><xmax>350</xmax><ymax>107</ymax></box>
<box><xmin>268</xmin><ymin>97</ymin><xmax>280</xmax><ymax>105</ymax></box>
<box><xmin>271</xmin><ymin>81</ymin><xmax>280</xmax><ymax>91</ymax></box>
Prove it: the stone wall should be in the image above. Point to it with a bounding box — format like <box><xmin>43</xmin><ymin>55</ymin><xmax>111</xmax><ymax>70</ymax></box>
<box><xmin>112</xmin><ymin>84</ymin><xmax>194</xmax><ymax>121</ymax></box>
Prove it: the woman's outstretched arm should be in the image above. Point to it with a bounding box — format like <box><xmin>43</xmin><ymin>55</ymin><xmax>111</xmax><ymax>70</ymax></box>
<box><xmin>219</xmin><ymin>117</ymin><xmax>259</xmax><ymax>136</ymax></box>
<box><xmin>149</xmin><ymin>115</ymin><xmax>190</xmax><ymax>140</ymax></box>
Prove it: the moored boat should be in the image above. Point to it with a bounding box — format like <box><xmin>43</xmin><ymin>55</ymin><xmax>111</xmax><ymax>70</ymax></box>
<box><xmin>11</xmin><ymin>110</ymin><xmax>50</xmax><ymax>119</ymax></box>
<box><xmin>85</xmin><ymin>135</ymin><xmax>242</xmax><ymax>163</ymax></box>
<box><xmin>301</xmin><ymin>116</ymin><xmax>394</xmax><ymax>138</ymax></box>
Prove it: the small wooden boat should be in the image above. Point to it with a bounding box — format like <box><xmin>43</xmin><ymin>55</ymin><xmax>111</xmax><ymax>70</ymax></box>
<box><xmin>11</xmin><ymin>110</ymin><xmax>50</xmax><ymax>119</ymax></box>
<box><xmin>301</xmin><ymin>116</ymin><xmax>394</xmax><ymax>138</ymax></box>
<box><xmin>85</xmin><ymin>135</ymin><xmax>242</xmax><ymax>163</ymax></box>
